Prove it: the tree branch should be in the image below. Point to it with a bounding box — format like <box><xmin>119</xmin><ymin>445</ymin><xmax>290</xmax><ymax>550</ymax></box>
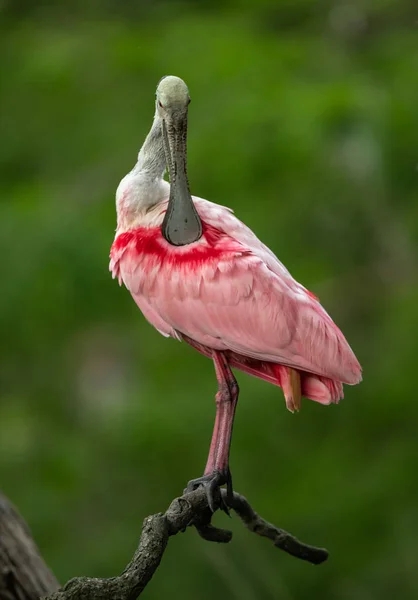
<box><xmin>0</xmin><ymin>492</ymin><xmax>59</xmax><ymax>600</ymax></box>
<box><xmin>44</xmin><ymin>487</ymin><xmax>328</xmax><ymax>600</ymax></box>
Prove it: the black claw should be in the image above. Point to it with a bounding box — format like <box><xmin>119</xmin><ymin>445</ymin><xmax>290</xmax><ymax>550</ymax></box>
<box><xmin>226</xmin><ymin>468</ymin><xmax>234</xmax><ymax>508</ymax></box>
<box><xmin>184</xmin><ymin>469</ymin><xmax>234</xmax><ymax>514</ymax></box>
<box><xmin>219</xmin><ymin>494</ymin><xmax>231</xmax><ymax>517</ymax></box>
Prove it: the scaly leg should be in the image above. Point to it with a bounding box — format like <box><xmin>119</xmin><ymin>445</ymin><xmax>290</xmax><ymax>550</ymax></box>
<box><xmin>186</xmin><ymin>351</ymin><xmax>239</xmax><ymax>511</ymax></box>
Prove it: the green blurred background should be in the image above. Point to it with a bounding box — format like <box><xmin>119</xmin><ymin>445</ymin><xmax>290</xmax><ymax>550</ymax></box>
<box><xmin>1</xmin><ymin>1</ymin><xmax>417</xmax><ymax>598</ymax></box>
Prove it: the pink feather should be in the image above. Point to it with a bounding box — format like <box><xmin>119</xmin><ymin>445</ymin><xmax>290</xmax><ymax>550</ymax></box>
<box><xmin>110</xmin><ymin>198</ymin><xmax>362</xmax><ymax>407</ymax></box>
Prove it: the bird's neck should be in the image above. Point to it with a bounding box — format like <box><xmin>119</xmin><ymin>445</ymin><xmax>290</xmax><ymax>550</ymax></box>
<box><xmin>133</xmin><ymin>114</ymin><xmax>165</xmax><ymax>178</ymax></box>
<box><xmin>116</xmin><ymin>114</ymin><xmax>169</xmax><ymax>231</ymax></box>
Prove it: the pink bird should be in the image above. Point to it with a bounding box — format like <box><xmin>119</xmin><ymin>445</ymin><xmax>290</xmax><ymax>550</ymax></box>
<box><xmin>110</xmin><ymin>76</ymin><xmax>362</xmax><ymax>509</ymax></box>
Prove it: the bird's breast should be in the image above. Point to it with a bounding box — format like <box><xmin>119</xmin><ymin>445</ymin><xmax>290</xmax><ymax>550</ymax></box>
<box><xmin>111</xmin><ymin>222</ymin><xmax>245</xmax><ymax>271</ymax></box>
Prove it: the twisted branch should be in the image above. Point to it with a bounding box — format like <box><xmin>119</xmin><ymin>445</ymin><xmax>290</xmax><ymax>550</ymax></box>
<box><xmin>44</xmin><ymin>487</ymin><xmax>328</xmax><ymax>600</ymax></box>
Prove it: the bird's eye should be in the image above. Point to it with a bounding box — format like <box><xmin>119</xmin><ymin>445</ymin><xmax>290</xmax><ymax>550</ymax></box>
<box><xmin>187</xmin><ymin>97</ymin><xmax>191</xmax><ymax>105</ymax></box>
<box><xmin>159</xmin><ymin>101</ymin><xmax>164</xmax><ymax>108</ymax></box>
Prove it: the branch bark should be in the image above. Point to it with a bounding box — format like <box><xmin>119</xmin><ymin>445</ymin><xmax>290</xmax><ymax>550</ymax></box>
<box><xmin>0</xmin><ymin>492</ymin><xmax>59</xmax><ymax>600</ymax></box>
<box><xmin>0</xmin><ymin>487</ymin><xmax>328</xmax><ymax>600</ymax></box>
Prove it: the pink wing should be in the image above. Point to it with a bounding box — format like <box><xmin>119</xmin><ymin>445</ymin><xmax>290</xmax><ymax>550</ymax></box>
<box><xmin>111</xmin><ymin>198</ymin><xmax>362</xmax><ymax>385</ymax></box>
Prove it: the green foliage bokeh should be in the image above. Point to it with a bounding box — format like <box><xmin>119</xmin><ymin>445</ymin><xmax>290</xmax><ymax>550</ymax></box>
<box><xmin>1</xmin><ymin>1</ymin><xmax>418</xmax><ymax>598</ymax></box>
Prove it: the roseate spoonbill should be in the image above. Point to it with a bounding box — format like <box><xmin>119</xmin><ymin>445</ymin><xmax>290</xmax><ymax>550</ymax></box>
<box><xmin>110</xmin><ymin>75</ymin><xmax>362</xmax><ymax>510</ymax></box>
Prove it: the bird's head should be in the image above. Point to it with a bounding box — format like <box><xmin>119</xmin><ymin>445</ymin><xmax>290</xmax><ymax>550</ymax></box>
<box><xmin>156</xmin><ymin>75</ymin><xmax>191</xmax><ymax>120</ymax></box>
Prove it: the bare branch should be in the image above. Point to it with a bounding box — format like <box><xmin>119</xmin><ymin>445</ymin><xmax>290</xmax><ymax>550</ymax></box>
<box><xmin>224</xmin><ymin>490</ymin><xmax>328</xmax><ymax>565</ymax></box>
<box><xmin>44</xmin><ymin>487</ymin><xmax>328</xmax><ymax>600</ymax></box>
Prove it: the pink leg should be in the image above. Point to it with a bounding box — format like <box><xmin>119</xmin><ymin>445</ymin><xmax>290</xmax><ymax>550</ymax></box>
<box><xmin>186</xmin><ymin>351</ymin><xmax>239</xmax><ymax>511</ymax></box>
<box><xmin>204</xmin><ymin>352</ymin><xmax>239</xmax><ymax>475</ymax></box>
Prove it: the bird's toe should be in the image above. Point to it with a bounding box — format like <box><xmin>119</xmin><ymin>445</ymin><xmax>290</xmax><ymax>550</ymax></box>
<box><xmin>184</xmin><ymin>469</ymin><xmax>232</xmax><ymax>514</ymax></box>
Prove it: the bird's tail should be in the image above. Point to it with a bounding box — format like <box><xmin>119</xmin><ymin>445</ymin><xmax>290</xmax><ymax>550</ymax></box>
<box><xmin>180</xmin><ymin>335</ymin><xmax>343</xmax><ymax>411</ymax></box>
<box><xmin>227</xmin><ymin>355</ymin><xmax>343</xmax><ymax>411</ymax></box>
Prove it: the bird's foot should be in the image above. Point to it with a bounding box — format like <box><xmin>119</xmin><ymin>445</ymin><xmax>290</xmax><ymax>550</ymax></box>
<box><xmin>185</xmin><ymin>468</ymin><xmax>234</xmax><ymax>514</ymax></box>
